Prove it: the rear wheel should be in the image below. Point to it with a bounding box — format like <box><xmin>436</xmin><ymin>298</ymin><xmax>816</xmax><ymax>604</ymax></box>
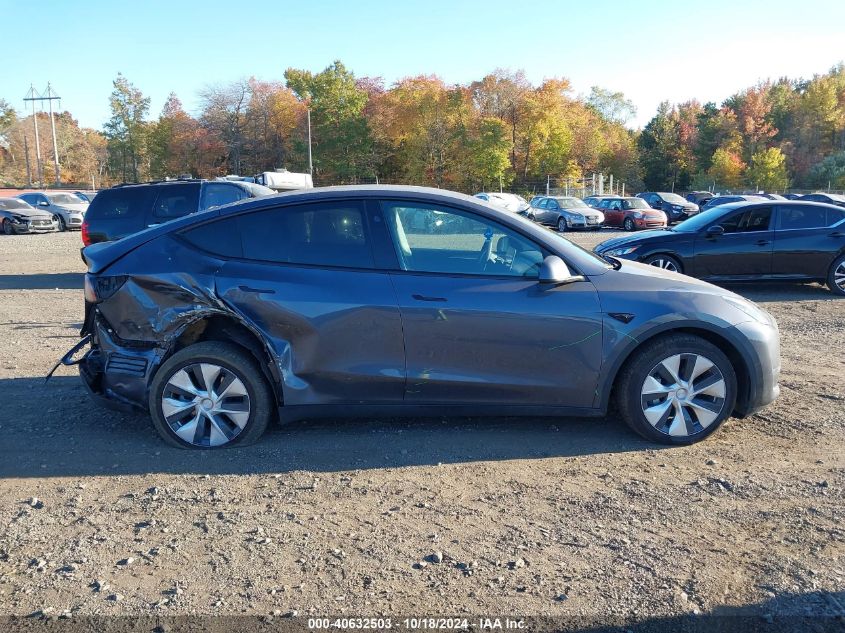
<box><xmin>827</xmin><ymin>254</ymin><xmax>845</xmax><ymax>296</ymax></box>
<box><xmin>643</xmin><ymin>253</ymin><xmax>682</xmax><ymax>273</ymax></box>
<box><xmin>557</xmin><ymin>217</ymin><xmax>567</xmax><ymax>233</ymax></box>
<box><xmin>623</xmin><ymin>217</ymin><xmax>635</xmax><ymax>232</ymax></box>
<box><xmin>616</xmin><ymin>334</ymin><xmax>737</xmax><ymax>444</ymax></box>
<box><xmin>149</xmin><ymin>341</ymin><xmax>273</xmax><ymax>449</ymax></box>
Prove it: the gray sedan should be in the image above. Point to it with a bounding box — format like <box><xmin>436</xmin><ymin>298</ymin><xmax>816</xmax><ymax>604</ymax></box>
<box><xmin>529</xmin><ymin>196</ymin><xmax>604</xmax><ymax>231</ymax></box>
<box><xmin>0</xmin><ymin>198</ymin><xmax>59</xmax><ymax>234</ymax></box>
<box><xmin>18</xmin><ymin>192</ymin><xmax>88</xmax><ymax>231</ymax></box>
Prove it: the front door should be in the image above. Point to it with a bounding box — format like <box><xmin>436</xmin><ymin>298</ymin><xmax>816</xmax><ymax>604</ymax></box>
<box><xmin>694</xmin><ymin>206</ymin><xmax>774</xmax><ymax>279</ymax></box>
<box><xmin>379</xmin><ymin>200</ymin><xmax>603</xmax><ymax>407</ymax></box>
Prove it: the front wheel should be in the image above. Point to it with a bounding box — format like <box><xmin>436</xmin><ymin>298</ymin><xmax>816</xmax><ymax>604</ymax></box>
<box><xmin>149</xmin><ymin>341</ymin><xmax>273</xmax><ymax>449</ymax></box>
<box><xmin>643</xmin><ymin>253</ymin><xmax>682</xmax><ymax>273</ymax></box>
<box><xmin>827</xmin><ymin>254</ymin><xmax>845</xmax><ymax>296</ymax></box>
<box><xmin>615</xmin><ymin>334</ymin><xmax>737</xmax><ymax>444</ymax></box>
<box><xmin>557</xmin><ymin>217</ymin><xmax>567</xmax><ymax>233</ymax></box>
<box><xmin>57</xmin><ymin>215</ymin><xmax>67</xmax><ymax>232</ymax></box>
<box><xmin>623</xmin><ymin>217</ymin><xmax>635</xmax><ymax>232</ymax></box>
<box><xmin>2</xmin><ymin>219</ymin><xmax>12</xmax><ymax>235</ymax></box>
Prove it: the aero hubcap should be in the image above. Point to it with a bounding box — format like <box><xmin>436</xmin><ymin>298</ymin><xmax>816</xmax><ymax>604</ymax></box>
<box><xmin>649</xmin><ymin>258</ymin><xmax>678</xmax><ymax>272</ymax></box>
<box><xmin>641</xmin><ymin>353</ymin><xmax>726</xmax><ymax>437</ymax></box>
<box><xmin>162</xmin><ymin>362</ymin><xmax>250</xmax><ymax>447</ymax></box>
<box><xmin>835</xmin><ymin>262</ymin><xmax>845</xmax><ymax>290</ymax></box>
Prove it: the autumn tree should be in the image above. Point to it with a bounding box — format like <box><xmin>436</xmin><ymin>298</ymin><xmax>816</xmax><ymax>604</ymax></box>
<box><xmin>707</xmin><ymin>147</ymin><xmax>746</xmax><ymax>190</ymax></box>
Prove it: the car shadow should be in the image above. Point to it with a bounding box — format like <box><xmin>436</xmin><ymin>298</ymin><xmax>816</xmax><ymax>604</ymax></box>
<box><xmin>0</xmin><ymin>376</ymin><xmax>661</xmax><ymax>478</ymax></box>
<box><xmin>0</xmin><ymin>272</ymin><xmax>84</xmax><ymax>290</ymax></box>
<box><xmin>724</xmin><ymin>281</ymin><xmax>841</xmax><ymax>303</ymax></box>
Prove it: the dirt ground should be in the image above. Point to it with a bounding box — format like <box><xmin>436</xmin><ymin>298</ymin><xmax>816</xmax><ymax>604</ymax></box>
<box><xmin>0</xmin><ymin>229</ymin><xmax>843</xmax><ymax>627</ymax></box>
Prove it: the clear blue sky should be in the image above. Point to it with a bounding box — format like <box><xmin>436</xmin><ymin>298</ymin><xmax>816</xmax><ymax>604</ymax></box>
<box><xmin>3</xmin><ymin>0</ymin><xmax>844</xmax><ymax>129</ymax></box>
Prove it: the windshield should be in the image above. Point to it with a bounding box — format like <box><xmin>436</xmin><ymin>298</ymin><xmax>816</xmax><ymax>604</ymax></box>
<box><xmin>47</xmin><ymin>193</ymin><xmax>85</xmax><ymax>205</ymax></box>
<box><xmin>660</xmin><ymin>193</ymin><xmax>687</xmax><ymax>205</ymax></box>
<box><xmin>0</xmin><ymin>198</ymin><xmax>32</xmax><ymax>210</ymax></box>
<box><xmin>556</xmin><ymin>197</ymin><xmax>587</xmax><ymax>208</ymax></box>
<box><xmin>622</xmin><ymin>198</ymin><xmax>650</xmax><ymax>210</ymax></box>
<box><xmin>671</xmin><ymin>206</ymin><xmax>732</xmax><ymax>232</ymax></box>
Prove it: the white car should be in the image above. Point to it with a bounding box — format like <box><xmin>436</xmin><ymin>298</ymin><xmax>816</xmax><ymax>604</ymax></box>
<box><xmin>474</xmin><ymin>192</ymin><xmax>530</xmax><ymax>214</ymax></box>
<box><xmin>18</xmin><ymin>192</ymin><xmax>89</xmax><ymax>231</ymax></box>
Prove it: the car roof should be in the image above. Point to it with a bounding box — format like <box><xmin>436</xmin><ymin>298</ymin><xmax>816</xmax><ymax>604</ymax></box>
<box><xmin>713</xmin><ymin>199</ymin><xmax>844</xmax><ymax>212</ymax></box>
<box><xmin>807</xmin><ymin>192</ymin><xmax>845</xmax><ymax>201</ymax></box>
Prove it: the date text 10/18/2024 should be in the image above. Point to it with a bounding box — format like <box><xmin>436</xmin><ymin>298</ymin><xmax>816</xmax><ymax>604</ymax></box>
<box><xmin>307</xmin><ymin>617</ymin><xmax>527</xmax><ymax>630</ymax></box>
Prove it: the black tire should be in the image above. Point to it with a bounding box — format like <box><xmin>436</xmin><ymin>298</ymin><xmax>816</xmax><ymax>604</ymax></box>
<box><xmin>57</xmin><ymin>215</ymin><xmax>67</xmax><ymax>232</ymax></box>
<box><xmin>642</xmin><ymin>253</ymin><xmax>683</xmax><ymax>274</ymax></box>
<box><xmin>557</xmin><ymin>217</ymin><xmax>567</xmax><ymax>233</ymax></box>
<box><xmin>827</xmin><ymin>253</ymin><xmax>845</xmax><ymax>296</ymax></box>
<box><xmin>615</xmin><ymin>334</ymin><xmax>737</xmax><ymax>445</ymax></box>
<box><xmin>623</xmin><ymin>217</ymin><xmax>635</xmax><ymax>232</ymax></box>
<box><xmin>149</xmin><ymin>341</ymin><xmax>273</xmax><ymax>449</ymax></box>
<box><xmin>2</xmin><ymin>219</ymin><xmax>12</xmax><ymax>235</ymax></box>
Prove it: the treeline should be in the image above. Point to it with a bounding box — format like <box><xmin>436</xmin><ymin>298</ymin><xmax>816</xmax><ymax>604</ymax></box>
<box><xmin>1</xmin><ymin>61</ymin><xmax>844</xmax><ymax>193</ymax></box>
<box><xmin>640</xmin><ymin>64</ymin><xmax>845</xmax><ymax>192</ymax></box>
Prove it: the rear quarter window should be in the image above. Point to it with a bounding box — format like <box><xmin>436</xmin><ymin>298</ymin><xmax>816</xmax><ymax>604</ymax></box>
<box><xmin>85</xmin><ymin>187</ymin><xmax>157</xmax><ymax>219</ymax></box>
<box><xmin>153</xmin><ymin>183</ymin><xmax>200</xmax><ymax>219</ymax></box>
<box><xmin>180</xmin><ymin>217</ymin><xmax>243</xmax><ymax>258</ymax></box>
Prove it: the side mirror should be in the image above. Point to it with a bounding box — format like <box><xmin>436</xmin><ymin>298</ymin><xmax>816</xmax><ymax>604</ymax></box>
<box><xmin>706</xmin><ymin>225</ymin><xmax>725</xmax><ymax>237</ymax></box>
<box><xmin>39</xmin><ymin>201</ymin><xmax>50</xmax><ymax>207</ymax></box>
<box><xmin>539</xmin><ymin>255</ymin><xmax>577</xmax><ymax>284</ymax></box>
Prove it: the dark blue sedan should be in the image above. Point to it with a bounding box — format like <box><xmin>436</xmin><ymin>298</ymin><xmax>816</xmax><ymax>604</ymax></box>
<box><xmin>595</xmin><ymin>200</ymin><xmax>845</xmax><ymax>295</ymax></box>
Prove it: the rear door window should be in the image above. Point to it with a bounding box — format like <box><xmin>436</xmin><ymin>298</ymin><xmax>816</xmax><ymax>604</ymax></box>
<box><xmin>152</xmin><ymin>184</ymin><xmax>200</xmax><ymax>219</ymax></box>
<box><xmin>777</xmin><ymin>205</ymin><xmax>829</xmax><ymax>230</ymax></box>
<box><xmin>239</xmin><ymin>202</ymin><xmax>374</xmax><ymax>268</ymax></box>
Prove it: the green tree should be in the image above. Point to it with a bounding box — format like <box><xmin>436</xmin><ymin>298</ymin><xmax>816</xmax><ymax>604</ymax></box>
<box><xmin>104</xmin><ymin>73</ymin><xmax>150</xmax><ymax>182</ymax></box>
<box><xmin>639</xmin><ymin>102</ymin><xmax>684</xmax><ymax>190</ymax></box>
<box><xmin>468</xmin><ymin>117</ymin><xmax>512</xmax><ymax>190</ymax></box>
<box><xmin>586</xmin><ymin>87</ymin><xmax>637</xmax><ymax>125</ymax></box>
<box><xmin>807</xmin><ymin>150</ymin><xmax>845</xmax><ymax>188</ymax></box>
<box><xmin>285</xmin><ymin>61</ymin><xmax>373</xmax><ymax>183</ymax></box>
<box><xmin>746</xmin><ymin>147</ymin><xmax>788</xmax><ymax>191</ymax></box>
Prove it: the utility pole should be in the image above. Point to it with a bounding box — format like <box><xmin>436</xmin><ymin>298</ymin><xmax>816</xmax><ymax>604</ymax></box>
<box><xmin>306</xmin><ymin>107</ymin><xmax>313</xmax><ymax>176</ymax></box>
<box><xmin>23</xmin><ymin>135</ymin><xmax>33</xmax><ymax>187</ymax></box>
<box><xmin>44</xmin><ymin>83</ymin><xmax>61</xmax><ymax>186</ymax></box>
<box><xmin>546</xmin><ymin>174</ymin><xmax>549</xmax><ymax>195</ymax></box>
<box><xmin>23</xmin><ymin>85</ymin><xmax>43</xmax><ymax>187</ymax></box>
<box><xmin>24</xmin><ymin>83</ymin><xmax>62</xmax><ymax>187</ymax></box>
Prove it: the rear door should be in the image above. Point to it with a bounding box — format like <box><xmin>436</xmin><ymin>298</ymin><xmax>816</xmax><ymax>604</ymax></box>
<box><xmin>201</xmin><ymin>200</ymin><xmax>406</xmax><ymax>406</ymax></box>
<box><xmin>773</xmin><ymin>204</ymin><xmax>845</xmax><ymax>278</ymax></box>
<box><xmin>532</xmin><ymin>197</ymin><xmax>548</xmax><ymax>222</ymax></box>
<box><xmin>379</xmin><ymin>199</ymin><xmax>603</xmax><ymax>407</ymax></box>
<box><xmin>693</xmin><ymin>206</ymin><xmax>774</xmax><ymax>279</ymax></box>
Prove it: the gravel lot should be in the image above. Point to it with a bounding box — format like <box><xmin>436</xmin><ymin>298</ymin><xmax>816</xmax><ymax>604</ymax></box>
<box><xmin>0</xmin><ymin>229</ymin><xmax>843</xmax><ymax>626</ymax></box>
